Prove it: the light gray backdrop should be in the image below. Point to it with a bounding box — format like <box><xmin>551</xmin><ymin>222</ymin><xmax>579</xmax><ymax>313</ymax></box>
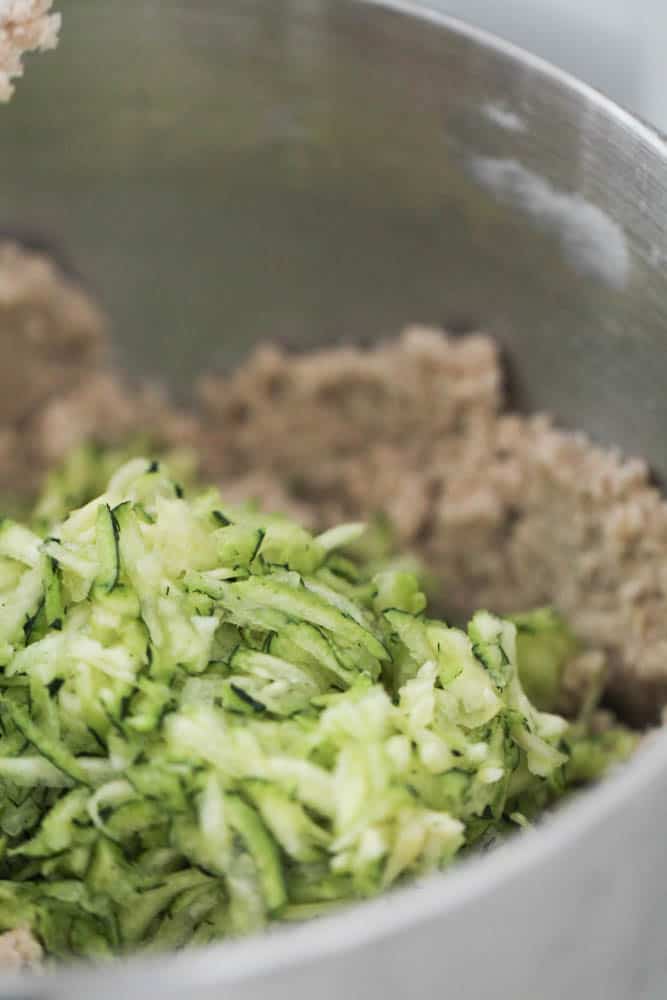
<box><xmin>414</xmin><ymin>0</ymin><xmax>667</xmax><ymax>132</ymax></box>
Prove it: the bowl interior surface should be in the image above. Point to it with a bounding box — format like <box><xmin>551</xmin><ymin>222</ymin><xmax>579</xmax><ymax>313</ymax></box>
<box><xmin>2</xmin><ymin>0</ymin><xmax>667</xmax><ymax>474</ymax></box>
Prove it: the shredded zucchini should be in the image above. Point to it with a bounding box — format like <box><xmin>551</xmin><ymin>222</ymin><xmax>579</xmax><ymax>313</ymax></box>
<box><xmin>0</xmin><ymin>457</ymin><xmax>637</xmax><ymax>959</ymax></box>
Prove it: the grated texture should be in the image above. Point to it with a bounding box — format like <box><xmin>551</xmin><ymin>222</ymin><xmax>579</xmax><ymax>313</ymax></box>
<box><xmin>1</xmin><ymin>243</ymin><xmax>666</xmax><ymax>725</ymax></box>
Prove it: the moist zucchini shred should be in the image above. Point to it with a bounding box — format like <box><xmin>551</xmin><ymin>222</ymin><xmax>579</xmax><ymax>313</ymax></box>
<box><xmin>0</xmin><ymin>456</ymin><xmax>637</xmax><ymax>960</ymax></box>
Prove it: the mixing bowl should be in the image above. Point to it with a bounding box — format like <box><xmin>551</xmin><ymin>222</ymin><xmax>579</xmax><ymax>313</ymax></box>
<box><xmin>2</xmin><ymin>1</ymin><xmax>667</xmax><ymax>997</ymax></box>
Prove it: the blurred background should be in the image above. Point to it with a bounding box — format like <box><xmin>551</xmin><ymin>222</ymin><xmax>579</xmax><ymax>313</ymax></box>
<box><xmin>424</xmin><ymin>0</ymin><xmax>667</xmax><ymax>133</ymax></box>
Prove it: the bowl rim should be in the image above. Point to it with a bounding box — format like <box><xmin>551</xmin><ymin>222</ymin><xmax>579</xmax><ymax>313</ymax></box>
<box><xmin>5</xmin><ymin>1</ymin><xmax>667</xmax><ymax>994</ymax></box>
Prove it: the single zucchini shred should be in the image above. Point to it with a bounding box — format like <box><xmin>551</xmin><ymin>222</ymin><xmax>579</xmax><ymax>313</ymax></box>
<box><xmin>0</xmin><ymin>457</ymin><xmax>637</xmax><ymax>960</ymax></box>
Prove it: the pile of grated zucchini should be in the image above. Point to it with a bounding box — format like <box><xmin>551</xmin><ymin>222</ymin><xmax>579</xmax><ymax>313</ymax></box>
<box><xmin>0</xmin><ymin>456</ymin><xmax>636</xmax><ymax>959</ymax></box>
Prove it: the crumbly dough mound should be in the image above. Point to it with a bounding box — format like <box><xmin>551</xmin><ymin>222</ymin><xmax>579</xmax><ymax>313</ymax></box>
<box><xmin>0</xmin><ymin>242</ymin><xmax>193</xmax><ymax>499</ymax></box>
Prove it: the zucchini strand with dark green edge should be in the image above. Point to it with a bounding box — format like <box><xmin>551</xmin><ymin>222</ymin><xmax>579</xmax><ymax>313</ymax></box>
<box><xmin>0</xmin><ymin>456</ymin><xmax>637</xmax><ymax>959</ymax></box>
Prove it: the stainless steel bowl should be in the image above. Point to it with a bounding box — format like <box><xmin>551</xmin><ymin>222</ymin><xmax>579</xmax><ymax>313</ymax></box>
<box><xmin>2</xmin><ymin>2</ymin><xmax>667</xmax><ymax>997</ymax></box>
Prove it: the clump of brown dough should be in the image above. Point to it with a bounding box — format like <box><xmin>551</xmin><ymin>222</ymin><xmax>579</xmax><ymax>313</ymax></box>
<box><xmin>0</xmin><ymin>0</ymin><xmax>60</xmax><ymax>102</ymax></box>
<box><xmin>0</xmin><ymin>242</ymin><xmax>194</xmax><ymax>502</ymax></box>
<box><xmin>0</xmin><ymin>928</ymin><xmax>42</xmax><ymax>970</ymax></box>
<box><xmin>1</xmin><ymin>241</ymin><xmax>666</xmax><ymax>727</ymax></box>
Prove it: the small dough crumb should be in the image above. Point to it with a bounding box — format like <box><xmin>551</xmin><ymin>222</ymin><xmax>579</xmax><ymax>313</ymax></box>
<box><xmin>0</xmin><ymin>0</ymin><xmax>60</xmax><ymax>102</ymax></box>
<box><xmin>0</xmin><ymin>928</ymin><xmax>42</xmax><ymax>970</ymax></box>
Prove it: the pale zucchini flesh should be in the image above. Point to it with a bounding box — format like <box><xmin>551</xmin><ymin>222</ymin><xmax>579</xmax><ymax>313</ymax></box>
<box><xmin>0</xmin><ymin>456</ymin><xmax>636</xmax><ymax>959</ymax></box>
